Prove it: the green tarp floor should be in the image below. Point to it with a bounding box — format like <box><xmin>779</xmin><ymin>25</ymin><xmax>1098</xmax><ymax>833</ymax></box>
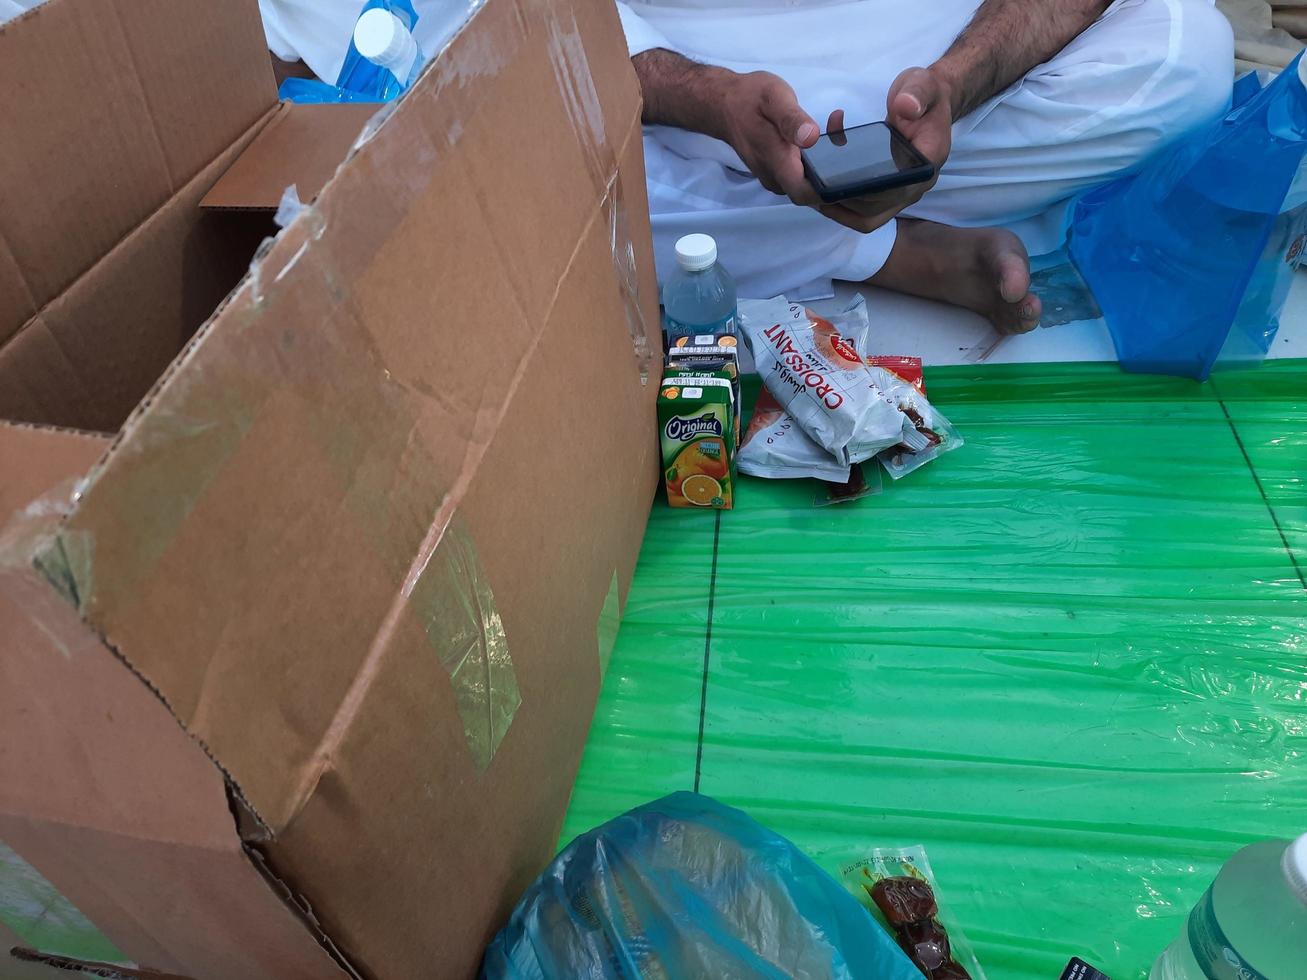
<box><xmin>562</xmin><ymin>360</ymin><xmax>1307</xmax><ymax>980</ymax></box>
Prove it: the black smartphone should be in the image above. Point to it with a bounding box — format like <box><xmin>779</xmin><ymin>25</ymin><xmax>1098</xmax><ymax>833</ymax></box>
<box><xmin>800</xmin><ymin>121</ymin><xmax>935</xmax><ymax>204</ymax></box>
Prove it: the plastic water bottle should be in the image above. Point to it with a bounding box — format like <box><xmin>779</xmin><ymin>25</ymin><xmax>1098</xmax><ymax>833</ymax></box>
<box><xmin>1150</xmin><ymin>833</ymin><xmax>1307</xmax><ymax>979</ymax></box>
<box><xmin>662</xmin><ymin>234</ymin><xmax>737</xmax><ymax>345</ymax></box>
<box><xmin>353</xmin><ymin>8</ymin><xmax>424</xmax><ymax>99</ymax></box>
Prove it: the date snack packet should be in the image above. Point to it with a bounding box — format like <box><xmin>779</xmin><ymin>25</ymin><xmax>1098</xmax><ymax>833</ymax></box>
<box><xmin>838</xmin><ymin>846</ymin><xmax>986</xmax><ymax>980</ymax></box>
<box><xmin>863</xmin><ymin>356</ymin><xmax>964</xmax><ymax>480</ymax></box>
<box><xmin>739</xmin><ymin>296</ymin><xmax>914</xmax><ymax>465</ymax></box>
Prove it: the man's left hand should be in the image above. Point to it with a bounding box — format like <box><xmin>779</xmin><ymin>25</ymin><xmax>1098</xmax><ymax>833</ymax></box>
<box><xmin>819</xmin><ymin>67</ymin><xmax>954</xmax><ymax>233</ymax></box>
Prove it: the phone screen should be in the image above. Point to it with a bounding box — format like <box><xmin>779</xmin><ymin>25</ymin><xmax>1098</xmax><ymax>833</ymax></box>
<box><xmin>803</xmin><ymin>122</ymin><xmax>927</xmax><ymax>188</ymax></box>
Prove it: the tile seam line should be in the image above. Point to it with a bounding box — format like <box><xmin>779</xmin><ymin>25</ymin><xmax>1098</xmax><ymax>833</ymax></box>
<box><xmin>1217</xmin><ymin>396</ymin><xmax>1307</xmax><ymax>592</ymax></box>
<box><xmin>693</xmin><ymin>511</ymin><xmax>722</xmax><ymax>793</ymax></box>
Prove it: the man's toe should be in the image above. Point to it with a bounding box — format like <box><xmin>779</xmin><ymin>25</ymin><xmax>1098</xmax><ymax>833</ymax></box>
<box><xmin>996</xmin><ymin>250</ymin><xmax>1031</xmax><ymax>305</ymax></box>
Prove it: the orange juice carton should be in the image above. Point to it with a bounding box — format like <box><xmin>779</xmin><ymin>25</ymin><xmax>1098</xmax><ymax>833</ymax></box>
<box><xmin>666</xmin><ymin>333</ymin><xmax>741</xmax><ymax>444</ymax></box>
<box><xmin>658</xmin><ymin>367</ymin><xmax>736</xmax><ymax>510</ymax></box>
<box><xmin>667</xmin><ymin>332</ymin><xmax>740</xmax><ymax>368</ymax></box>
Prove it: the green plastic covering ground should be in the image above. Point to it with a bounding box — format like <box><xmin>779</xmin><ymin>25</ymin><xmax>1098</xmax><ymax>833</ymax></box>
<box><xmin>0</xmin><ymin>840</ymin><xmax>127</xmax><ymax>966</ymax></box>
<box><xmin>563</xmin><ymin>359</ymin><xmax>1307</xmax><ymax>980</ymax></box>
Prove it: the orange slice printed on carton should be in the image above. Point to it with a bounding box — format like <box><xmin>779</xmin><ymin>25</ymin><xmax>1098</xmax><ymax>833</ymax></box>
<box><xmin>680</xmin><ymin>440</ymin><xmax>728</xmax><ymax>482</ymax></box>
<box><xmin>662</xmin><ymin>386</ymin><xmax>680</xmax><ymax>399</ymax></box>
<box><xmin>681</xmin><ymin>474</ymin><xmax>722</xmax><ymax>507</ymax></box>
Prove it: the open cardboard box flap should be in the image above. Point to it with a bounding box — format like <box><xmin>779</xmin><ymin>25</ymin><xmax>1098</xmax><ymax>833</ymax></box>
<box><xmin>200</xmin><ymin>103</ymin><xmax>382</xmax><ymax>211</ymax></box>
<box><xmin>0</xmin><ymin>0</ymin><xmax>659</xmax><ymax>977</ymax></box>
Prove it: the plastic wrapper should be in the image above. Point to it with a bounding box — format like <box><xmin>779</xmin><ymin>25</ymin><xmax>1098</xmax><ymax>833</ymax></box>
<box><xmin>863</xmin><ymin>357</ymin><xmax>964</xmax><ymax>480</ymax></box>
<box><xmin>737</xmin><ymin>299</ymin><xmax>872</xmax><ymax>483</ymax></box>
<box><xmin>739</xmin><ymin>296</ymin><xmax>913</xmax><ymax>464</ymax></box>
<box><xmin>838</xmin><ymin>847</ymin><xmax>986</xmax><ymax>980</ymax></box>
<box><xmin>481</xmin><ymin>792</ymin><xmax>922</xmax><ymax>979</ymax></box>
<box><xmin>814</xmin><ymin>462</ymin><xmax>883</xmax><ymax>506</ymax></box>
<box><xmin>738</xmin><ymin>388</ymin><xmax>852</xmax><ymax>482</ymax></box>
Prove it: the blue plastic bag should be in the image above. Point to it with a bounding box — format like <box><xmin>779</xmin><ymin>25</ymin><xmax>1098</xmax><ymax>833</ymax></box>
<box><xmin>278</xmin><ymin>0</ymin><xmax>420</xmax><ymax>105</ymax></box>
<box><xmin>1069</xmin><ymin>56</ymin><xmax>1307</xmax><ymax>380</ymax></box>
<box><xmin>480</xmin><ymin>793</ymin><xmax>921</xmax><ymax>979</ymax></box>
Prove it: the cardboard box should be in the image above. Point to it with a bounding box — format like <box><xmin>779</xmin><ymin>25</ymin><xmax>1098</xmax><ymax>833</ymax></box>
<box><xmin>0</xmin><ymin>0</ymin><xmax>659</xmax><ymax>976</ymax></box>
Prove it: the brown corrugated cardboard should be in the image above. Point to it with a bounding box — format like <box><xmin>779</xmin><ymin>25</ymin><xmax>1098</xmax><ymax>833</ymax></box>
<box><xmin>0</xmin><ymin>0</ymin><xmax>658</xmax><ymax>977</ymax></box>
<box><xmin>0</xmin><ymin>423</ymin><xmax>106</xmax><ymax>517</ymax></box>
<box><xmin>0</xmin><ymin>556</ymin><xmax>345</xmax><ymax>980</ymax></box>
<box><xmin>200</xmin><ymin>103</ymin><xmax>381</xmax><ymax>211</ymax></box>
<box><xmin>0</xmin><ymin>143</ymin><xmax>273</xmax><ymax>430</ymax></box>
<box><xmin>0</xmin><ymin>0</ymin><xmax>272</xmax><ymax>346</ymax></box>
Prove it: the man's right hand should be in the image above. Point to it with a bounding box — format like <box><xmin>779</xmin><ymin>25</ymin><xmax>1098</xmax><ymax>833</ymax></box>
<box><xmin>634</xmin><ymin>51</ymin><xmax>825</xmax><ymax>207</ymax></box>
<box><xmin>636</xmin><ymin>50</ymin><xmax>929</xmax><ymax>230</ymax></box>
<box><xmin>716</xmin><ymin>71</ymin><xmax>823</xmax><ymax>206</ymax></box>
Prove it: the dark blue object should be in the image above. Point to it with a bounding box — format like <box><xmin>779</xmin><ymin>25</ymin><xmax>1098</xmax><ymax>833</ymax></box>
<box><xmin>480</xmin><ymin>792</ymin><xmax>921</xmax><ymax>979</ymax></box>
<box><xmin>278</xmin><ymin>0</ymin><xmax>420</xmax><ymax>105</ymax></box>
<box><xmin>1070</xmin><ymin>55</ymin><xmax>1307</xmax><ymax>380</ymax></box>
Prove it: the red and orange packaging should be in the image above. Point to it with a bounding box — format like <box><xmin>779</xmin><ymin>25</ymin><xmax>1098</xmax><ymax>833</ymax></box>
<box><xmin>738</xmin><ymin>387</ymin><xmax>853</xmax><ymax>483</ymax></box>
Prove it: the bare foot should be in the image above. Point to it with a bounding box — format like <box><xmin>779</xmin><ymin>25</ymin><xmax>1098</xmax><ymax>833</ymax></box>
<box><xmin>869</xmin><ymin>219</ymin><xmax>1041</xmax><ymax>334</ymax></box>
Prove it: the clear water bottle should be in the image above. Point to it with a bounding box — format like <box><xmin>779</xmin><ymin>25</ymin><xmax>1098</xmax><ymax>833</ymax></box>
<box><xmin>662</xmin><ymin>234</ymin><xmax>737</xmax><ymax>346</ymax></box>
<box><xmin>1150</xmin><ymin>833</ymin><xmax>1307</xmax><ymax>980</ymax></box>
<box><xmin>353</xmin><ymin>8</ymin><xmax>425</xmax><ymax>99</ymax></box>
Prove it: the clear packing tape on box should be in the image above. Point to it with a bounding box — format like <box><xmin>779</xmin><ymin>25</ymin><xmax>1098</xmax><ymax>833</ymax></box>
<box><xmin>5</xmin><ymin>0</ymin><xmax>655</xmax><ymax>837</ymax></box>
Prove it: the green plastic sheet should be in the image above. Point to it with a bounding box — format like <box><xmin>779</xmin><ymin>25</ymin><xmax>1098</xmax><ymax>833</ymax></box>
<box><xmin>0</xmin><ymin>840</ymin><xmax>127</xmax><ymax>966</ymax></box>
<box><xmin>563</xmin><ymin>360</ymin><xmax>1307</xmax><ymax>980</ymax></box>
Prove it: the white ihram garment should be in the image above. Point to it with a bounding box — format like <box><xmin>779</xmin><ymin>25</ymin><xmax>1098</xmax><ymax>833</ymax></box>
<box><xmin>619</xmin><ymin>0</ymin><xmax>1233</xmax><ymax>299</ymax></box>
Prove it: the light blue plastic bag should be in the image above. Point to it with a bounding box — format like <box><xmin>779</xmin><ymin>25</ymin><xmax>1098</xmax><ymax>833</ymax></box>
<box><xmin>1069</xmin><ymin>55</ymin><xmax>1307</xmax><ymax>379</ymax></box>
<box><xmin>480</xmin><ymin>792</ymin><xmax>922</xmax><ymax>979</ymax></box>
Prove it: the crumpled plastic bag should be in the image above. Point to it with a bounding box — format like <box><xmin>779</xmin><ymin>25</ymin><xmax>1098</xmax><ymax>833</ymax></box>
<box><xmin>481</xmin><ymin>792</ymin><xmax>922</xmax><ymax>980</ymax></box>
<box><xmin>1069</xmin><ymin>53</ymin><xmax>1307</xmax><ymax>378</ymax></box>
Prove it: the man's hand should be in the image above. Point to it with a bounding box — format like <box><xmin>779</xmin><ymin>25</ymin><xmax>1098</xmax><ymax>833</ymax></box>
<box><xmin>717</xmin><ymin>71</ymin><xmax>822</xmax><ymax>205</ymax></box>
<box><xmin>823</xmin><ymin>0</ymin><xmax>1110</xmax><ymax>232</ymax></box>
<box><xmin>634</xmin><ymin>51</ymin><xmax>824</xmax><ymax>205</ymax></box>
<box><xmin>814</xmin><ymin>68</ymin><xmax>954</xmax><ymax>233</ymax></box>
<box><xmin>632</xmin><ymin>49</ymin><xmax>955</xmax><ymax>234</ymax></box>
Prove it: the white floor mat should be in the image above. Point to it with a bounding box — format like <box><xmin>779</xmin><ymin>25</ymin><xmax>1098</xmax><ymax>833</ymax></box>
<box><xmin>829</xmin><ymin>269</ymin><xmax>1307</xmax><ymax>367</ymax></box>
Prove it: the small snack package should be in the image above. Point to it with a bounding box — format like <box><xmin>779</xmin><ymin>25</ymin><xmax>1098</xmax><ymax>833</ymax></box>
<box><xmin>814</xmin><ymin>461</ymin><xmax>883</xmax><ymax>506</ymax></box>
<box><xmin>838</xmin><ymin>846</ymin><xmax>986</xmax><ymax>980</ymax></box>
<box><xmin>739</xmin><ymin>296</ymin><xmax>913</xmax><ymax>465</ymax></box>
<box><xmin>864</xmin><ymin>356</ymin><xmax>964</xmax><ymax>480</ymax></box>
<box><xmin>658</xmin><ymin>367</ymin><xmax>736</xmax><ymax>510</ymax></box>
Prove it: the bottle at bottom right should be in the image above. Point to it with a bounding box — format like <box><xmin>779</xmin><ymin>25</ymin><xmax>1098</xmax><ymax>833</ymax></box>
<box><xmin>1150</xmin><ymin>833</ymin><xmax>1307</xmax><ymax>980</ymax></box>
